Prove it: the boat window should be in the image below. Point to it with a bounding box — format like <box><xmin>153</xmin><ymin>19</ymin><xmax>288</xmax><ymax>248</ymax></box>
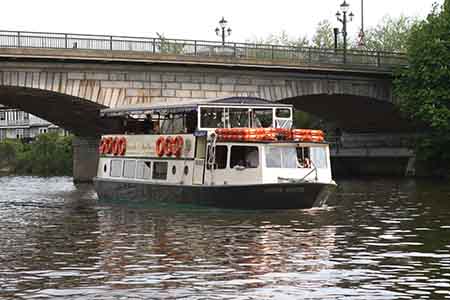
<box><xmin>310</xmin><ymin>147</ymin><xmax>328</xmax><ymax>169</ymax></box>
<box><xmin>230</xmin><ymin>146</ymin><xmax>259</xmax><ymax>168</ymax></box>
<box><xmin>123</xmin><ymin>160</ymin><xmax>137</xmax><ymax>179</ymax></box>
<box><xmin>297</xmin><ymin>147</ymin><xmax>311</xmax><ymax>169</ymax></box>
<box><xmin>253</xmin><ymin>109</ymin><xmax>273</xmax><ymax>128</ymax></box>
<box><xmin>152</xmin><ymin>161</ymin><xmax>168</xmax><ymax>180</ymax></box>
<box><xmin>275</xmin><ymin>108</ymin><xmax>291</xmax><ymax>118</ymax></box>
<box><xmin>229</xmin><ymin>108</ymin><xmax>250</xmax><ymax>128</ymax></box>
<box><xmin>160</xmin><ymin>113</ymin><xmax>185</xmax><ymax>134</ymax></box>
<box><xmin>136</xmin><ymin>161</ymin><xmax>152</xmax><ymax>179</ymax></box>
<box><xmin>207</xmin><ymin>145</ymin><xmax>228</xmax><ymax>169</ymax></box>
<box><xmin>266</xmin><ymin>146</ymin><xmax>298</xmax><ymax>168</ymax></box>
<box><xmin>110</xmin><ymin>160</ymin><xmax>123</xmax><ymax>177</ymax></box>
<box><xmin>200</xmin><ymin>107</ymin><xmax>225</xmax><ymax>128</ymax></box>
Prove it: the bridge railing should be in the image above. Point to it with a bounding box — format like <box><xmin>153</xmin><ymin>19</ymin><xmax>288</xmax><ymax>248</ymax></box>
<box><xmin>0</xmin><ymin>30</ymin><xmax>408</xmax><ymax>69</ymax></box>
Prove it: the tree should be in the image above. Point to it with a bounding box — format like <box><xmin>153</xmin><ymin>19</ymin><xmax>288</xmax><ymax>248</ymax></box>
<box><xmin>394</xmin><ymin>1</ymin><xmax>450</xmax><ymax>177</ymax></box>
<box><xmin>363</xmin><ymin>15</ymin><xmax>418</xmax><ymax>52</ymax></box>
<box><xmin>312</xmin><ymin>20</ymin><xmax>335</xmax><ymax>48</ymax></box>
<box><xmin>249</xmin><ymin>30</ymin><xmax>309</xmax><ymax>48</ymax></box>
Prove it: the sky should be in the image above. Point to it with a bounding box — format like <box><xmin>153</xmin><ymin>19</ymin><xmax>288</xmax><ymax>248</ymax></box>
<box><xmin>1</xmin><ymin>0</ymin><xmax>443</xmax><ymax>42</ymax></box>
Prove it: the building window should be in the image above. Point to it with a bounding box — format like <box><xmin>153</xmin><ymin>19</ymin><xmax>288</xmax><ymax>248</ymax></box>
<box><xmin>152</xmin><ymin>161</ymin><xmax>168</xmax><ymax>180</ymax></box>
<box><xmin>110</xmin><ymin>160</ymin><xmax>123</xmax><ymax>178</ymax></box>
<box><xmin>123</xmin><ymin>160</ymin><xmax>137</xmax><ymax>179</ymax></box>
<box><xmin>230</xmin><ymin>146</ymin><xmax>259</xmax><ymax>168</ymax></box>
<box><xmin>136</xmin><ymin>161</ymin><xmax>151</xmax><ymax>179</ymax></box>
<box><xmin>207</xmin><ymin>145</ymin><xmax>228</xmax><ymax>169</ymax></box>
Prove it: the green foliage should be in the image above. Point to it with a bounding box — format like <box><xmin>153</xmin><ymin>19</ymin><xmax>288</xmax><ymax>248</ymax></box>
<box><xmin>0</xmin><ymin>133</ymin><xmax>73</xmax><ymax>176</ymax></box>
<box><xmin>249</xmin><ymin>30</ymin><xmax>309</xmax><ymax>48</ymax></box>
<box><xmin>394</xmin><ymin>0</ymin><xmax>450</xmax><ymax>177</ymax></box>
<box><xmin>363</xmin><ymin>15</ymin><xmax>418</xmax><ymax>52</ymax></box>
<box><xmin>312</xmin><ymin>20</ymin><xmax>335</xmax><ymax>48</ymax></box>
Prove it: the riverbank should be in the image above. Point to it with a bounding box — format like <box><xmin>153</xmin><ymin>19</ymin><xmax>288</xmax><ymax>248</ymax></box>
<box><xmin>0</xmin><ymin>133</ymin><xmax>73</xmax><ymax>176</ymax></box>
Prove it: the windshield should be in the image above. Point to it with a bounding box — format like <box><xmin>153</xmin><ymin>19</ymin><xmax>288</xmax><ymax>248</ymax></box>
<box><xmin>265</xmin><ymin>146</ymin><xmax>298</xmax><ymax>168</ymax></box>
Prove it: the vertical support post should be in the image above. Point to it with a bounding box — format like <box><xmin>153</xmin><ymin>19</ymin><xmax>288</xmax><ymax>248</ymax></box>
<box><xmin>271</xmin><ymin>45</ymin><xmax>274</xmax><ymax>60</ymax></box>
<box><xmin>377</xmin><ymin>51</ymin><xmax>381</xmax><ymax>67</ymax></box>
<box><xmin>233</xmin><ymin>43</ymin><xmax>237</xmax><ymax>57</ymax></box>
<box><xmin>65</xmin><ymin>34</ymin><xmax>68</xmax><ymax>48</ymax></box>
<box><xmin>194</xmin><ymin>40</ymin><xmax>197</xmax><ymax>55</ymax></box>
<box><xmin>109</xmin><ymin>36</ymin><xmax>113</xmax><ymax>51</ymax></box>
<box><xmin>153</xmin><ymin>38</ymin><xmax>156</xmax><ymax>53</ymax></box>
<box><xmin>17</xmin><ymin>31</ymin><xmax>20</xmax><ymax>47</ymax></box>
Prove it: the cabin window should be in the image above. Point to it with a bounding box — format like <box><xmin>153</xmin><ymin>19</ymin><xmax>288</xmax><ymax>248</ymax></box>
<box><xmin>207</xmin><ymin>145</ymin><xmax>228</xmax><ymax>169</ymax></box>
<box><xmin>266</xmin><ymin>146</ymin><xmax>298</xmax><ymax>168</ymax></box>
<box><xmin>253</xmin><ymin>109</ymin><xmax>273</xmax><ymax>127</ymax></box>
<box><xmin>275</xmin><ymin>108</ymin><xmax>291</xmax><ymax>118</ymax></box>
<box><xmin>152</xmin><ymin>161</ymin><xmax>168</xmax><ymax>180</ymax></box>
<box><xmin>297</xmin><ymin>147</ymin><xmax>311</xmax><ymax>168</ymax></box>
<box><xmin>123</xmin><ymin>160</ymin><xmax>137</xmax><ymax>179</ymax></box>
<box><xmin>0</xmin><ymin>112</ymin><xmax>5</xmax><ymax>121</ymax></box>
<box><xmin>310</xmin><ymin>147</ymin><xmax>328</xmax><ymax>169</ymax></box>
<box><xmin>200</xmin><ymin>107</ymin><xmax>225</xmax><ymax>128</ymax></box>
<box><xmin>229</xmin><ymin>108</ymin><xmax>250</xmax><ymax>128</ymax></box>
<box><xmin>110</xmin><ymin>160</ymin><xmax>123</xmax><ymax>177</ymax></box>
<box><xmin>230</xmin><ymin>146</ymin><xmax>259</xmax><ymax>168</ymax></box>
<box><xmin>136</xmin><ymin>161</ymin><xmax>152</xmax><ymax>179</ymax></box>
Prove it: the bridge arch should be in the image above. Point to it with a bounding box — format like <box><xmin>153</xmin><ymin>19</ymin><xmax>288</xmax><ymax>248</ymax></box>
<box><xmin>278</xmin><ymin>94</ymin><xmax>412</xmax><ymax>132</ymax></box>
<box><xmin>0</xmin><ymin>86</ymin><xmax>122</xmax><ymax>136</ymax></box>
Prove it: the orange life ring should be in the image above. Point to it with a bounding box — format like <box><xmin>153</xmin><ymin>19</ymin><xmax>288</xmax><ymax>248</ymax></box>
<box><xmin>164</xmin><ymin>136</ymin><xmax>173</xmax><ymax>156</ymax></box>
<box><xmin>103</xmin><ymin>137</ymin><xmax>113</xmax><ymax>154</ymax></box>
<box><xmin>116</xmin><ymin>137</ymin><xmax>127</xmax><ymax>155</ymax></box>
<box><xmin>111</xmin><ymin>137</ymin><xmax>120</xmax><ymax>155</ymax></box>
<box><xmin>98</xmin><ymin>138</ymin><xmax>105</xmax><ymax>154</ymax></box>
<box><xmin>172</xmin><ymin>136</ymin><xmax>184</xmax><ymax>157</ymax></box>
<box><xmin>156</xmin><ymin>136</ymin><xmax>165</xmax><ymax>157</ymax></box>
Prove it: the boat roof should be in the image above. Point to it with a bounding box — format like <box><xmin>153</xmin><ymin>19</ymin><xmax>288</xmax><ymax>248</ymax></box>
<box><xmin>100</xmin><ymin>97</ymin><xmax>292</xmax><ymax>117</ymax></box>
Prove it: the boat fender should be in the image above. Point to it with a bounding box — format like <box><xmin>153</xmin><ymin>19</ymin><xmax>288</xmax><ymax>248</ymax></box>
<box><xmin>164</xmin><ymin>136</ymin><xmax>173</xmax><ymax>156</ymax></box>
<box><xmin>172</xmin><ymin>136</ymin><xmax>184</xmax><ymax>157</ymax></box>
<box><xmin>156</xmin><ymin>136</ymin><xmax>165</xmax><ymax>157</ymax></box>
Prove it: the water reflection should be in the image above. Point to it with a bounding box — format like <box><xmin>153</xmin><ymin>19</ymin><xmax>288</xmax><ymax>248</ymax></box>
<box><xmin>0</xmin><ymin>176</ymin><xmax>449</xmax><ymax>299</ymax></box>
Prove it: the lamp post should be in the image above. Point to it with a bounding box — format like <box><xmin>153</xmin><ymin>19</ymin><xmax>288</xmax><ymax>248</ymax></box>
<box><xmin>215</xmin><ymin>17</ymin><xmax>232</xmax><ymax>46</ymax></box>
<box><xmin>336</xmin><ymin>0</ymin><xmax>354</xmax><ymax>63</ymax></box>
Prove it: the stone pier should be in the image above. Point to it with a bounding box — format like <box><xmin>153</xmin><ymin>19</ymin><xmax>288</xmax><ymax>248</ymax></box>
<box><xmin>72</xmin><ymin>136</ymin><xmax>99</xmax><ymax>183</ymax></box>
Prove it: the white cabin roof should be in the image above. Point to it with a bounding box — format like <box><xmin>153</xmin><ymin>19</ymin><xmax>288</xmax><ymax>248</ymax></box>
<box><xmin>100</xmin><ymin>97</ymin><xmax>292</xmax><ymax>117</ymax></box>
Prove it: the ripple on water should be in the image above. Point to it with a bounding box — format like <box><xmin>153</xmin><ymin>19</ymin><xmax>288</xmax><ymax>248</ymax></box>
<box><xmin>1</xmin><ymin>177</ymin><xmax>450</xmax><ymax>299</ymax></box>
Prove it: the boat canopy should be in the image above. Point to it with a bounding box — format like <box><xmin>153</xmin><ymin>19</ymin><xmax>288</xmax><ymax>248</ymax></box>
<box><xmin>100</xmin><ymin>97</ymin><xmax>292</xmax><ymax>117</ymax></box>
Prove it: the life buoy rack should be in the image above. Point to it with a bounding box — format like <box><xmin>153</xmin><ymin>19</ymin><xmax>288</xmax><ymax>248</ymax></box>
<box><xmin>156</xmin><ymin>136</ymin><xmax>165</xmax><ymax>157</ymax></box>
<box><xmin>215</xmin><ymin>128</ymin><xmax>325</xmax><ymax>143</ymax></box>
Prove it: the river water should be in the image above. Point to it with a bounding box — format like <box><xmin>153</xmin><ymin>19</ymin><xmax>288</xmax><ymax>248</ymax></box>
<box><xmin>0</xmin><ymin>176</ymin><xmax>449</xmax><ymax>300</ymax></box>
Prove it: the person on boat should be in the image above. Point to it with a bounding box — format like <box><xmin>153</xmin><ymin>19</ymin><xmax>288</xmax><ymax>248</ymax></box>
<box><xmin>245</xmin><ymin>148</ymin><xmax>259</xmax><ymax>168</ymax></box>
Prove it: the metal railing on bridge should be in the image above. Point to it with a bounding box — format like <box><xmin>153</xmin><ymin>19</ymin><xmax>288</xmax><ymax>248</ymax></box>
<box><xmin>0</xmin><ymin>30</ymin><xmax>408</xmax><ymax>69</ymax></box>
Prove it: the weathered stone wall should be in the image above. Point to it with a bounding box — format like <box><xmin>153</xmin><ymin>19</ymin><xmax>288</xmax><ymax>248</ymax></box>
<box><xmin>0</xmin><ymin>62</ymin><xmax>393</xmax><ymax>108</ymax></box>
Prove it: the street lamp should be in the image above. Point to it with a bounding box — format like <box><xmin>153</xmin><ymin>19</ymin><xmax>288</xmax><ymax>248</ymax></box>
<box><xmin>336</xmin><ymin>0</ymin><xmax>354</xmax><ymax>62</ymax></box>
<box><xmin>215</xmin><ymin>17</ymin><xmax>232</xmax><ymax>45</ymax></box>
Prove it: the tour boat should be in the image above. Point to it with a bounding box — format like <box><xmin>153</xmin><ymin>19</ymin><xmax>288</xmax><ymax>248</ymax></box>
<box><xmin>93</xmin><ymin>97</ymin><xmax>337</xmax><ymax>209</ymax></box>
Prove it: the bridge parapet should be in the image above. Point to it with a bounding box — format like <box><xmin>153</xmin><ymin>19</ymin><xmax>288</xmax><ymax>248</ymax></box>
<box><xmin>0</xmin><ymin>30</ymin><xmax>407</xmax><ymax>72</ymax></box>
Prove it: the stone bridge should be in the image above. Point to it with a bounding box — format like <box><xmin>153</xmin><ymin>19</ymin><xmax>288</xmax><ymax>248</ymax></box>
<box><xmin>0</xmin><ymin>57</ymin><xmax>407</xmax><ymax>136</ymax></box>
